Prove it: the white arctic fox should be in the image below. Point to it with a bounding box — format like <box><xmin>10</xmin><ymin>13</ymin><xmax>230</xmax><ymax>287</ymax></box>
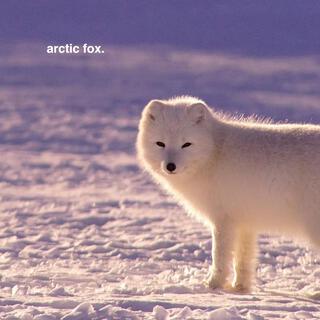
<box><xmin>136</xmin><ymin>96</ymin><xmax>320</xmax><ymax>292</ymax></box>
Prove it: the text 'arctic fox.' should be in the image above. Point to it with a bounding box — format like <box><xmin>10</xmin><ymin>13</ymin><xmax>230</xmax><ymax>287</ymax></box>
<box><xmin>136</xmin><ymin>96</ymin><xmax>320</xmax><ymax>292</ymax></box>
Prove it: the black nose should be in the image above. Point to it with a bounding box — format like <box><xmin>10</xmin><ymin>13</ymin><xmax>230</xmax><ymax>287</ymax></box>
<box><xmin>166</xmin><ymin>162</ymin><xmax>176</xmax><ymax>172</ymax></box>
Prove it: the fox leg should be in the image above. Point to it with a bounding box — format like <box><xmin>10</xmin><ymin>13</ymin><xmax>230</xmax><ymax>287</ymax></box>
<box><xmin>231</xmin><ymin>229</ymin><xmax>256</xmax><ymax>292</ymax></box>
<box><xmin>208</xmin><ymin>219</ymin><xmax>235</xmax><ymax>289</ymax></box>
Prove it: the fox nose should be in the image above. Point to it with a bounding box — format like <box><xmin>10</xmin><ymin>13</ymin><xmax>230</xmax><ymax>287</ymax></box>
<box><xmin>166</xmin><ymin>162</ymin><xmax>176</xmax><ymax>172</ymax></box>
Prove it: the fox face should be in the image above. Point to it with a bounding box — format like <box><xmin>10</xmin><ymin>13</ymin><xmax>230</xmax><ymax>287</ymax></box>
<box><xmin>137</xmin><ymin>99</ymin><xmax>215</xmax><ymax>179</ymax></box>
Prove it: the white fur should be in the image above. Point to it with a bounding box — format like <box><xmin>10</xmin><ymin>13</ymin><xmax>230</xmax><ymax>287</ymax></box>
<box><xmin>136</xmin><ymin>96</ymin><xmax>320</xmax><ymax>292</ymax></box>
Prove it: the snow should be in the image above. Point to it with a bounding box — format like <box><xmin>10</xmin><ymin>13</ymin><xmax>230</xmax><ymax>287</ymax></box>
<box><xmin>153</xmin><ymin>305</ymin><xmax>170</xmax><ymax>320</ymax></box>
<box><xmin>1</xmin><ymin>5</ymin><xmax>320</xmax><ymax>318</ymax></box>
<box><xmin>208</xmin><ymin>307</ymin><xmax>244</xmax><ymax>320</ymax></box>
<box><xmin>61</xmin><ymin>302</ymin><xmax>95</xmax><ymax>320</ymax></box>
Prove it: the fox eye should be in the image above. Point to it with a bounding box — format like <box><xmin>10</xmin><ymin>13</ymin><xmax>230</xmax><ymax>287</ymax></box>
<box><xmin>156</xmin><ymin>141</ymin><xmax>165</xmax><ymax>148</ymax></box>
<box><xmin>181</xmin><ymin>142</ymin><xmax>192</xmax><ymax>149</ymax></box>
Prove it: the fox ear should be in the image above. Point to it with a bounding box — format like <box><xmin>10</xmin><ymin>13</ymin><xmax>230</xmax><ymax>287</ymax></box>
<box><xmin>145</xmin><ymin>99</ymin><xmax>165</xmax><ymax>121</ymax></box>
<box><xmin>188</xmin><ymin>102</ymin><xmax>207</xmax><ymax>124</ymax></box>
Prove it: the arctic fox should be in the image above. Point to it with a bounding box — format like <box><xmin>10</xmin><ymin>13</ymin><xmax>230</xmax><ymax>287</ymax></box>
<box><xmin>136</xmin><ymin>96</ymin><xmax>320</xmax><ymax>292</ymax></box>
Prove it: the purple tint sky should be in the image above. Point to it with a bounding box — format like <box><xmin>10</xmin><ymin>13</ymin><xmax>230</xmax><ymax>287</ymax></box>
<box><xmin>0</xmin><ymin>0</ymin><xmax>320</xmax><ymax>56</ymax></box>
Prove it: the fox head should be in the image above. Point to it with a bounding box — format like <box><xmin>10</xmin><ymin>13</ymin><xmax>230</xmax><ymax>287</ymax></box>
<box><xmin>137</xmin><ymin>97</ymin><xmax>216</xmax><ymax>180</ymax></box>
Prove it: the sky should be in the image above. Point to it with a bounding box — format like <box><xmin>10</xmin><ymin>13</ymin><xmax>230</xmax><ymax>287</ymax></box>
<box><xmin>1</xmin><ymin>1</ymin><xmax>320</xmax><ymax>56</ymax></box>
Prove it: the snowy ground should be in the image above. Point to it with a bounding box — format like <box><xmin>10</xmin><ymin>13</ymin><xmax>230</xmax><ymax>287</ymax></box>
<box><xmin>1</xmin><ymin>43</ymin><xmax>320</xmax><ymax>319</ymax></box>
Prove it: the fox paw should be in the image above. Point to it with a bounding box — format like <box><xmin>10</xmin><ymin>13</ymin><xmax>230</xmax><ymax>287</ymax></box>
<box><xmin>205</xmin><ymin>277</ymin><xmax>225</xmax><ymax>290</ymax></box>
<box><xmin>225</xmin><ymin>282</ymin><xmax>251</xmax><ymax>293</ymax></box>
